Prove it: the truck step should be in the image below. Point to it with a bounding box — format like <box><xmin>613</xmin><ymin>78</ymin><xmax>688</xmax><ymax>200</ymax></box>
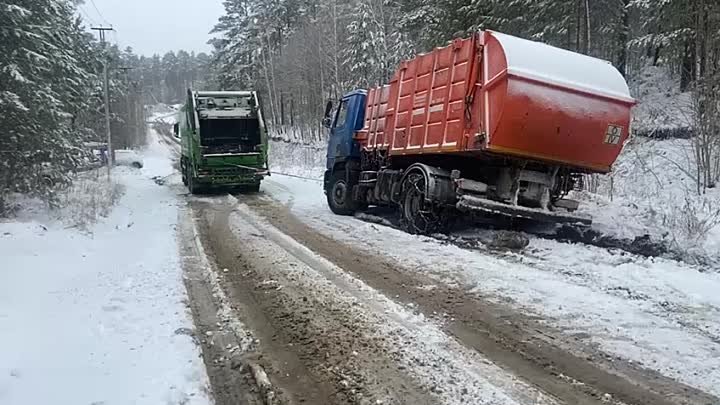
<box><xmin>456</xmin><ymin>195</ymin><xmax>592</xmax><ymax>225</ymax></box>
<box><xmin>456</xmin><ymin>178</ymin><xmax>488</xmax><ymax>195</ymax></box>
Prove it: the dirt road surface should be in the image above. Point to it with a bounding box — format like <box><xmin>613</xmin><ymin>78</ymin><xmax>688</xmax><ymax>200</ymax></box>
<box><xmin>175</xmin><ymin>185</ymin><xmax>717</xmax><ymax>405</ymax></box>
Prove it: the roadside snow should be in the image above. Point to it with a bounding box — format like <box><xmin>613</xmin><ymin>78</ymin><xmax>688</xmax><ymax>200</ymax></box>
<box><xmin>577</xmin><ymin>137</ymin><xmax>720</xmax><ymax>259</ymax></box>
<box><xmin>148</xmin><ymin>103</ymin><xmax>181</xmax><ymax>125</ymax></box>
<box><xmin>268</xmin><ymin>139</ymin><xmax>325</xmax><ymax>180</ymax></box>
<box><xmin>263</xmin><ymin>174</ymin><xmax>720</xmax><ymax>398</ymax></box>
<box><xmin>630</xmin><ymin>65</ymin><xmax>693</xmax><ymax>136</ymax></box>
<box><xmin>0</xmin><ymin>131</ymin><xmax>211</xmax><ymax>405</ymax></box>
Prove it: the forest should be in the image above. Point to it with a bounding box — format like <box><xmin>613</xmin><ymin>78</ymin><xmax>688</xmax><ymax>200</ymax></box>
<box><xmin>0</xmin><ymin>0</ymin><xmax>212</xmax><ymax>209</ymax></box>
<box><xmin>1</xmin><ymin>0</ymin><xmax>719</xmax><ymax>208</ymax></box>
<box><xmin>207</xmin><ymin>1</ymin><xmax>719</xmax><ymax>143</ymax></box>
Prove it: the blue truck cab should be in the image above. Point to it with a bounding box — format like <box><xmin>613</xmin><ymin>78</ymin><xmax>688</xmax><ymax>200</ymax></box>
<box><xmin>323</xmin><ymin>90</ymin><xmax>367</xmax><ymax>214</ymax></box>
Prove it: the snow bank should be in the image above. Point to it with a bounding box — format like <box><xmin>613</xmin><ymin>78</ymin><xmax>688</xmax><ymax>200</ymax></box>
<box><xmin>630</xmin><ymin>65</ymin><xmax>693</xmax><ymax>138</ymax></box>
<box><xmin>1</xmin><ymin>172</ymin><xmax>125</xmax><ymax>231</ymax></box>
<box><xmin>268</xmin><ymin>139</ymin><xmax>325</xmax><ymax>180</ymax></box>
<box><xmin>577</xmin><ymin>137</ymin><xmax>720</xmax><ymax>260</ymax></box>
<box><xmin>55</xmin><ymin>172</ymin><xmax>125</xmax><ymax>230</ymax></box>
<box><xmin>0</xmin><ymin>129</ymin><xmax>211</xmax><ymax>405</ymax></box>
<box><xmin>147</xmin><ymin>103</ymin><xmax>181</xmax><ymax>123</ymax></box>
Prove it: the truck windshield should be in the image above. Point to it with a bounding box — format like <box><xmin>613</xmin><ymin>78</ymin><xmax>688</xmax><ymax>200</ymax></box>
<box><xmin>199</xmin><ymin>118</ymin><xmax>261</xmax><ymax>154</ymax></box>
<box><xmin>196</xmin><ymin>95</ymin><xmax>254</xmax><ymax>110</ymax></box>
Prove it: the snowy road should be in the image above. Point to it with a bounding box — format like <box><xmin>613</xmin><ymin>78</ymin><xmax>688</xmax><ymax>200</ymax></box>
<box><xmin>181</xmin><ymin>170</ymin><xmax>719</xmax><ymax>405</ymax></box>
<box><xmin>253</xmin><ymin>174</ymin><xmax>720</xmax><ymax>404</ymax></box>
<box><xmin>6</xmin><ymin>128</ymin><xmax>718</xmax><ymax>405</ymax></box>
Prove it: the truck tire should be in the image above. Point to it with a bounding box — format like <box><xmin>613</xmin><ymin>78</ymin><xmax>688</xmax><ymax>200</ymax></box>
<box><xmin>187</xmin><ymin>166</ymin><xmax>202</xmax><ymax>195</ymax></box>
<box><xmin>180</xmin><ymin>158</ymin><xmax>188</xmax><ymax>186</ymax></box>
<box><xmin>400</xmin><ymin>171</ymin><xmax>443</xmax><ymax>234</ymax></box>
<box><xmin>327</xmin><ymin>171</ymin><xmax>360</xmax><ymax>215</ymax></box>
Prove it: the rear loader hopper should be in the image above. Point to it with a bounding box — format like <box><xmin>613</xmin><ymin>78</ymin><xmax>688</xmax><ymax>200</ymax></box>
<box><xmin>323</xmin><ymin>30</ymin><xmax>636</xmax><ymax>232</ymax></box>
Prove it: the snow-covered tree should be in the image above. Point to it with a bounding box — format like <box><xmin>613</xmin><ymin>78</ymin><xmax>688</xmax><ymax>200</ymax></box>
<box><xmin>0</xmin><ymin>0</ymin><xmax>99</xmax><ymax>208</ymax></box>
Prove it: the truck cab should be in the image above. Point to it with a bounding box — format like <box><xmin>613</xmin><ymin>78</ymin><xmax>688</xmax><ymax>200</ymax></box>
<box><xmin>323</xmin><ymin>90</ymin><xmax>366</xmax><ymax>212</ymax></box>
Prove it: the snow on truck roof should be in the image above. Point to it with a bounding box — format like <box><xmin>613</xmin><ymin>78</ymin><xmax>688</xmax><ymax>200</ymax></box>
<box><xmin>489</xmin><ymin>31</ymin><xmax>634</xmax><ymax>103</ymax></box>
<box><xmin>195</xmin><ymin>91</ymin><xmax>255</xmax><ymax>97</ymax></box>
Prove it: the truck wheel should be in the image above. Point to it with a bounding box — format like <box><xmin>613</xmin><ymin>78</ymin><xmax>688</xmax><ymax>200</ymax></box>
<box><xmin>327</xmin><ymin>171</ymin><xmax>359</xmax><ymax>215</ymax></box>
<box><xmin>401</xmin><ymin>172</ymin><xmax>442</xmax><ymax>234</ymax></box>
<box><xmin>180</xmin><ymin>158</ymin><xmax>188</xmax><ymax>186</ymax></box>
<box><xmin>249</xmin><ymin>183</ymin><xmax>261</xmax><ymax>193</ymax></box>
<box><xmin>187</xmin><ymin>166</ymin><xmax>201</xmax><ymax>195</ymax></box>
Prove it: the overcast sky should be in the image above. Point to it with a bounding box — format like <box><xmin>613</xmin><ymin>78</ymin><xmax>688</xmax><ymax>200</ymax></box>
<box><xmin>78</xmin><ymin>0</ymin><xmax>225</xmax><ymax>56</ymax></box>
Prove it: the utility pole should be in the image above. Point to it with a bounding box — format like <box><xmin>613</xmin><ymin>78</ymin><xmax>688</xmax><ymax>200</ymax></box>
<box><xmin>141</xmin><ymin>88</ymin><xmax>146</xmax><ymax>142</ymax></box>
<box><xmin>119</xmin><ymin>67</ymin><xmax>133</xmax><ymax>148</ymax></box>
<box><xmin>92</xmin><ymin>26</ymin><xmax>114</xmax><ymax>175</ymax></box>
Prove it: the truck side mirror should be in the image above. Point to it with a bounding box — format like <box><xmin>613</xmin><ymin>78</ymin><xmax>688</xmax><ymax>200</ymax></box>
<box><xmin>322</xmin><ymin>100</ymin><xmax>334</xmax><ymax>128</ymax></box>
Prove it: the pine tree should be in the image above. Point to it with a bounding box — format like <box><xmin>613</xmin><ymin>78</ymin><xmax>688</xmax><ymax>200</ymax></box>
<box><xmin>0</xmin><ymin>0</ymin><xmax>98</xmax><ymax>207</ymax></box>
<box><xmin>344</xmin><ymin>0</ymin><xmax>405</xmax><ymax>87</ymax></box>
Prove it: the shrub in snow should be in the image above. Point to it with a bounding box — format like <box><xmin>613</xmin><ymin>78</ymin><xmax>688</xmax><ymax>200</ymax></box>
<box><xmin>268</xmin><ymin>139</ymin><xmax>326</xmax><ymax>180</ymax></box>
<box><xmin>578</xmin><ymin>137</ymin><xmax>720</xmax><ymax>261</ymax></box>
<box><xmin>630</xmin><ymin>66</ymin><xmax>694</xmax><ymax>139</ymax></box>
<box><xmin>53</xmin><ymin>171</ymin><xmax>125</xmax><ymax>231</ymax></box>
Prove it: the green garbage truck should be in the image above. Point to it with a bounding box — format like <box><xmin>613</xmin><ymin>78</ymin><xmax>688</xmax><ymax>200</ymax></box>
<box><xmin>176</xmin><ymin>90</ymin><xmax>269</xmax><ymax>194</ymax></box>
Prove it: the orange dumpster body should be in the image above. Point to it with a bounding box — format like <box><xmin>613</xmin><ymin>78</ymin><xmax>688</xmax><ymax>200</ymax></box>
<box><xmin>359</xmin><ymin>30</ymin><xmax>636</xmax><ymax>173</ymax></box>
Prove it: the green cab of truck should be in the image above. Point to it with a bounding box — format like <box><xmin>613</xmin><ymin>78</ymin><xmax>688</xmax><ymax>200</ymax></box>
<box><xmin>177</xmin><ymin>90</ymin><xmax>269</xmax><ymax>194</ymax></box>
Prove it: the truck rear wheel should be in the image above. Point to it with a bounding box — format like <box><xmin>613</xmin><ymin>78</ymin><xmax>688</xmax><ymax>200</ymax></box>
<box><xmin>401</xmin><ymin>172</ymin><xmax>444</xmax><ymax>234</ymax></box>
<box><xmin>187</xmin><ymin>166</ymin><xmax>202</xmax><ymax>195</ymax></box>
<box><xmin>327</xmin><ymin>171</ymin><xmax>360</xmax><ymax>215</ymax></box>
<box><xmin>180</xmin><ymin>158</ymin><xmax>188</xmax><ymax>186</ymax></box>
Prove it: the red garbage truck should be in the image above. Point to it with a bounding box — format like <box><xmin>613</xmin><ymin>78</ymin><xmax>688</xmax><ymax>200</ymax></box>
<box><xmin>323</xmin><ymin>30</ymin><xmax>636</xmax><ymax>233</ymax></box>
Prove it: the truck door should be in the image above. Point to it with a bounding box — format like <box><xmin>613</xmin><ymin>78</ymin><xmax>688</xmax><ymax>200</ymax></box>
<box><xmin>326</xmin><ymin>98</ymin><xmax>350</xmax><ymax>168</ymax></box>
<box><xmin>326</xmin><ymin>92</ymin><xmax>366</xmax><ymax>170</ymax></box>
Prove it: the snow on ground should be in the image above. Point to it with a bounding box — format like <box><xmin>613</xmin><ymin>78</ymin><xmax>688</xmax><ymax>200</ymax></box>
<box><xmin>0</xmin><ymin>131</ymin><xmax>210</xmax><ymax>405</ymax></box>
<box><xmin>577</xmin><ymin>65</ymin><xmax>720</xmax><ymax>258</ymax></box>
<box><xmin>576</xmin><ymin>136</ymin><xmax>720</xmax><ymax>258</ymax></box>
<box><xmin>148</xmin><ymin>103</ymin><xmax>181</xmax><ymax>125</ymax></box>
<box><xmin>268</xmin><ymin>139</ymin><xmax>325</xmax><ymax>179</ymax></box>
<box><xmin>261</xmin><ymin>174</ymin><xmax>720</xmax><ymax>397</ymax></box>
<box><xmin>629</xmin><ymin>65</ymin><xmax>693</xmax><ymax>137</ymax></box>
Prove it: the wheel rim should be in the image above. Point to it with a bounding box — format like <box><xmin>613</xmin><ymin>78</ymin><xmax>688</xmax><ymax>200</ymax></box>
<box><xmin>331</xmin><ymin>180</ymin><xmax>348</xmax><ymax>207</ymax></box>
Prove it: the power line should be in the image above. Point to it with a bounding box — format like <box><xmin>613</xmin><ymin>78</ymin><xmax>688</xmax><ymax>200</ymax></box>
<box><xmin>77</xmin><ymin>5</ymin><xmax>99</xmax><ymax>26</ymax></box>
<box><xmin>88</xmin><ymin>0</ymin><xmax>111</xmax><ymax>26</ymax></box>
<box><xmin>111</xmin><ymin>29</ymin><xmax>123</xmax><ymax>49</ymax></box>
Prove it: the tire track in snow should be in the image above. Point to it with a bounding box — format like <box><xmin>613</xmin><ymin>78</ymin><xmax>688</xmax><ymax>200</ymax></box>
<box><xmin>239</xmin><ymin>195</ymin><xmax>717</xmax><ymax>405</ymax></box>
